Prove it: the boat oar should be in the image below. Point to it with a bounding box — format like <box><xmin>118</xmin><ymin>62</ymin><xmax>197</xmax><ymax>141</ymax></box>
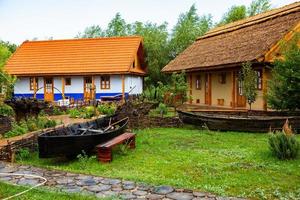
<box><xmin>80</xmin><ymin>125</ymin><xmax>94</xmax><ymax>135</ymax></box>
<box><xmin>103</xmin><ymin>117</ymin><xmax>128</xmax><ymax>133</ymax></box>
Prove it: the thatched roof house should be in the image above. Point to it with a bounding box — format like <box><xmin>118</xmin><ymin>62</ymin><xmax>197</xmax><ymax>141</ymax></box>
<box><xmin>162</xmin><ymin>2</ymin><xmax>300</xmax><ymax>110</ymax></box>
<box><xmin>162</xmin><ymin>2</ymin><xmax>300</xmax><ymax>72</ymax></box>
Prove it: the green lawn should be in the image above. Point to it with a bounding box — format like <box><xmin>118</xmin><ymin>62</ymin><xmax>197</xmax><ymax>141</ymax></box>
<box><xmin>0</xmin><ymin>181</ymin><xmax>100</xmax><ymax>200</ymax></box>
<box><xmin>19</xmin><ymin>127</ymin><xmax>300</xmax><ymax>199</ymax></box>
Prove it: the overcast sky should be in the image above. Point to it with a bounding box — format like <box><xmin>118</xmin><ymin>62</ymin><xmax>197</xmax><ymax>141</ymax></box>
<box><xmin>0</xmin><ymin>0</ymin><xmax>297</xmax><ymax>44</ymax></box>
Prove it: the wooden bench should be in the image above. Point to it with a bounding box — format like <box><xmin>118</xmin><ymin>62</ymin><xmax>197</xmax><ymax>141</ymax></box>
<box><xmin>96</xmin><ymin>132</ymin><xmax>136</xmax><ymax>163</ymax></box>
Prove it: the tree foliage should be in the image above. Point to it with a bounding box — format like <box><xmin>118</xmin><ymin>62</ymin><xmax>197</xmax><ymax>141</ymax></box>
<box><xmin>106</xmin><ymin>13</ymin><xmax>132</xmax><ymax>37</ymax></box>
<box><xmin>219</xmin><ymin>5</ymin><xmax>247</xmax><ymax>26</ymax></box>
<box><xmin>241</xmin><ymin>62</ymin><xmax>257</xmax><ymax>110</ymax></box>
<box><xmin>76</xmin><ymin>25</ymin><xmax>105</xmax><ymax>38</ymax></box>
<box><xmin>267</xmin><ymin>34</ymin><xmax>300</xmax><ymax>111</ymax></box>
<box><xmin>218</xmin><ymin>0</ymin><xmax>271</xmax><ymax>26</ymax></box>
<box><xmin>248</xmin><ymin>0</ymin><xmax>271</xmax><ymax>16</ymax></box>
<box><xmin>0</xmin><ymin>44</ymin><xmax>16</xmax><ymax>99</ymax></box>
<box><xmin>170</xmin><ymin>4</ymin><xmax>212</xmax><ymax>58</ymax></box>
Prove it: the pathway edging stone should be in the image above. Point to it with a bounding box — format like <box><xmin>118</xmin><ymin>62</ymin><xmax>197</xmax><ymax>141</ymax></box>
<box><xmin>0</xmin><ymin>162</ymin><xmax>247</xmax><ymax>200</ymax></box>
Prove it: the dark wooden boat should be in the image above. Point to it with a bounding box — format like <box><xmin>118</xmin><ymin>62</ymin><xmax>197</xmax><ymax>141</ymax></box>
<box><xmin>38</xmin><ymin>117</ymin><xmax>129</xmax><ymax>158</ymax></box>
<box><xmin>178</xmin><ymin>110</ymin><xmax>300</xmax><ymax>132</ymax></box>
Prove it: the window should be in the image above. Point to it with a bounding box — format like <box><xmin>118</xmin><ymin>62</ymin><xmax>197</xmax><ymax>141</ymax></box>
<box><xmin>29</xmin><ymin>77</ymin><xmax>38</xmax><ymax>91</ymax></box>
<box><xmin>218</xmin><ymin>73</ymin><xmax>226</xmax><ymax>84</ymax></box>
<box><xmin>101</xmin><ymin>76</ymin><xmax>110</xmax><ymax>89</ymax></box>
<box><xmin>65</xmin><ymin>78</ymin><xmax>71</xmax><ymax>86</ymax></box>
<box><xmin>195</xmin><ymin>75</ymin><xmax>201</xmax><ymax>90</ymax></box>
<box><xmin>255</xmin><ymin>70</ymin><xmax>262</xmax><ymax>90</ymax></box>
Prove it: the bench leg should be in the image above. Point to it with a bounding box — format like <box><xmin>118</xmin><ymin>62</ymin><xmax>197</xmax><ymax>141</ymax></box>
<box><xmin>98</xmin><ymin>148</ymin><xmax>112</xmax><ymax>163</ymax></box>
<box><xmin>129</xmin><ymin>136</ymin><xmax>135</xmax><ymax>149</ymax></box>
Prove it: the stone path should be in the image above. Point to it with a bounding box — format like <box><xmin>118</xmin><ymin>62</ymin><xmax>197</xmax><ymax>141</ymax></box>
<box><xmin>0</xmin><ymin>162</ymin><xmax>246</xmax><ymax>200</ymax></box>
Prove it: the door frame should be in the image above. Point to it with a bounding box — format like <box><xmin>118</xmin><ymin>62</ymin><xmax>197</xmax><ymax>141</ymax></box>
<box><xmin>204</xmin><ymin>73</ymin><xmax>212</xmax><ymax>105</ymax></box>
<box><xmin>44</xmin><ymin>77</ymin><xmax>54</xmax><ymax>102</ymax></box>
<box><xmin>236</xmin><ymin>71</ymin><xmax>246</xmax><ymax>107</ymax></box>
<box><xmin>84</xmin><ymin>76</ymin><xmax>94</xmax><ymax>101</ymax></box>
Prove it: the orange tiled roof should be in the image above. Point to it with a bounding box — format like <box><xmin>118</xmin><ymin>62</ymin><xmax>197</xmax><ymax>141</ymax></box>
<box><xmin>4</xmin><ymin>36</ymin><xmax>146</xmax><ymax>76</ymax></box>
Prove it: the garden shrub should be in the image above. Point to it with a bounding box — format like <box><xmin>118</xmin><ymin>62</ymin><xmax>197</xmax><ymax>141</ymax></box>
<box><xmin>81</xmin><ymin>106</ymin><xmax>95</xmax><ymax>119</ymax></box>
<box><xmin>68</xmin><ymin>108</ymin><xmax>81</xmax><ymax>118</ymax></box>
<box><xmin>269</xmin><ymin>132</ymin><xmax>299</xmax><ymax>160</ymax></box>
<box><xmin>16</xmin><ymin>148</ymin><xmax>30</xmax><ymax>161</ymax></box>
<box><xmin>156</xmin><ymin>103</ymin><xmax>168</xmax><ymax>116</ymax></box>
<box><xmin>0</xmin><ymin>103</ymin><xmax>14</xmax><ymax>117</ymax></box>
<box><xmin>4</xmin><ymin>115</ymin><xmax>57</xmax><ymax>138</ymax></box>
<box><xmin>97</xmin><ymin>103</ymin><xmax>116</xmax><ymax>116</ymax></box>
<box><xmin>52</xmin><ymin>106</ymin><xmax>64</xmax><ymax>115</ymax></box>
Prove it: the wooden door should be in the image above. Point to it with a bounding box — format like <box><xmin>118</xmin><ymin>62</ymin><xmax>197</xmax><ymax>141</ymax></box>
<box><xmin>236</xmin><ymin>74</ymin><xmax>246</xmax><ymax>107</ymax></box>
<box><xmin>205</xmin><ymin>73</ymin><xmax>211</xmax><ymax>105</ymax></box>
<box><xmin>44</xmin><ymin>78</ymin><xmax>54</xmax><ymax>102</ymax></box>
<box><xmin>84</xmin><ymin>77</ymin><xmax>93</xmax><ymax>100</ymax></box>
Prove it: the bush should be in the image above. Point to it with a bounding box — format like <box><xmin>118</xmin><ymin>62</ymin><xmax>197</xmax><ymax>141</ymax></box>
<box><xmin>4</xmin><ymin>115</ymin><xmax>57</xmax><ymax>138</ymax></box>
<box><xmin>68</xmin><ymin>108</ymin><xmax>81</xmax><ymax>118</ymax></box>
<box><xmin>16</xmin><ymin>148</ymin><xmax>30</xmax><ymax>161</ymax></box>
<box><xmin>269</xmin><ymin>132</ymin><xmax>299</xmax><ymax>160</ymax></box>
<box><xmin>81</xmin><ymin>106</ymin><xmax>95</xmax><ymax>119</ymax></box>
<box><xmin>0</xmin><ymin>103</ymin><xmax>14</xmax><ymax>117</ymax></box>
<box><xmin>156</xmin><ymin>103</ymin><xmax>168</xmax><ymax>116</ymax></box>
<box><xmin>52</xmin><ymin>106</ymin><xmax>64</xmax><ymax>115</ymax></box>
<box><xmin>4</xmin><ymin>121</ymin><xmax>28</xmax><ymax>138</ymax></box>
<box><xmin>97</xmin><ymin>103</ymin><xmax>116</xmax><ymax>116</ymax></box>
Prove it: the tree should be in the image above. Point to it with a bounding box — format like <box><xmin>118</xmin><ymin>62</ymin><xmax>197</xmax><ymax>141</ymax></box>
<box><xmin>241</xmin><ymin>62</ymin><xmax>257</xmax><ymax>110</ymax></box>
<box><xmin>0</xmin><ymin>44</ymin><xmax>16</xmax><ymax>99</ymax></box>
<box><xmin>267</xmin><ymin>34</ymin><xmax>300</xmax><ymax>111</ymax></box>
<box><xmin>170</xmin><ymin>4</ymin><xmax>212</xmax><ymax>58</ymax></box>
<box><xmin>218</xmin><ymin>0</ymin><xmax>271</xmax><ymax>26</ymax></box>
<box><xmin>106</xmin><ymin>13</ymin><xmax>132</xmax><ymax>37</ymax></box>
<box><xmin>76</xmin><ymin>25</ymin><xmax>105</xmax><ymax>38</ymax></box>
<box><xmin>218</xmin><ymin>5</ymin><xmax>246</xmax><ymax>26</ymax></box>
<box><xmin>247</xmin><ymin>0</ymin><xmax>271</xmax><ymax>16</ymax></box>
<box><xmin>0</xmin><ymin>40</ymin><xmax>17</xmax><ymax>53</ymax></box>
<box><xmin>133</xmin><ymin>22</ymin><xmax>170</xmax><ymax>85</ymax></box>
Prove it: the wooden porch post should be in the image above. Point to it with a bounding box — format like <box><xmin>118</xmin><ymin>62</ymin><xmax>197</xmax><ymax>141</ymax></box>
<box><xmin>92</xmin><ymin>76</ymin><xmax>95</xmax><ymax>100</ymax></box>
<box><xmin>122</xmin><ymin>75</ymin><xmax>125</xmax><ymax>103</ymax></box>
<box><xmin>262</xmin><ymin>67</ymin><xmax>267</xmax><ymax>111</ymax></box>
<box><xmin>189</xmin><ymin>73</ymin><xmax>193</xmax><ymax>104</ymax></box>
<box><xmin>33</xmin><ymin>77</ymin><xmax>37</xmax><ymax>99</ymax></box>
<box><xmin>231</xmin><ymin>71</ymin><xmax>236</xmax><ymax>108</ymax></box>
<box><xmin>61</xmin><ymin>77</ymin><xmax>65</xmax><ymax>100</ymax></box>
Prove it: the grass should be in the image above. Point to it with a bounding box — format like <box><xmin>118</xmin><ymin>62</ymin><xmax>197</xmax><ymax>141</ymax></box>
<box><xmin>18</xmin><ymin>127</ymin><xmax>300</xmax><ymax>199</ymax></box>
<box><xmin>0</xmin><ymin>181</ymin><xmax>103</xmax><ymax>200</ymax></box>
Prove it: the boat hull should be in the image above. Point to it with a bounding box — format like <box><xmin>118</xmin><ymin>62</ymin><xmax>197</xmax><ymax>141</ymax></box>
<box><xmin>178</xmin><ymin>111</ymin><xmax>300</xmax><ymax>132</ymax></box>
<box><xmin>38</xmin><ymin>117</ymin><xmax>128</xmax><ymax>158</ymax></box>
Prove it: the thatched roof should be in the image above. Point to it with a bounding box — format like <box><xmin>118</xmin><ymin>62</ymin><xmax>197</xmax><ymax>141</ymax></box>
<box><xmin>162</xmin><ymin>2</ymin><xmax>300</xmax><ymax>72</ymax></box>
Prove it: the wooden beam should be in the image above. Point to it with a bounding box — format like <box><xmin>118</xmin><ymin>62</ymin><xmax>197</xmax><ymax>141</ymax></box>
<box><xmin>122</xmin><ymin>75</ymin><xmax>125</xmax><ymax>103</ymax></box>
<box><xmin>92</xmin><ymin>76</ymin><xmax>95</xmax><ymax>100</ymax></box>
<box><xmin>61</xmin><ymin>77</ymin><xmax>65</xmax><ymax>100</ymax></box>
<box><xmin>231</xmin><ymin>71</ymin><xmax>236</xmax><ymax>108</ymax></box>
<box><xmin>262</xmin><ymin>67</ymin><xmax>267</xmax><ymax>111</ymax></box>
<box><xmin>33</xmin><ymin>77</ymin><xmax>37</xmax><ymax>99</ymax></box>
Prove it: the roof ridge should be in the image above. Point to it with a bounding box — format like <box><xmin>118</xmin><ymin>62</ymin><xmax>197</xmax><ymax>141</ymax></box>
<box><xmin>22</xmin><ymin>35</ymin><xmax>142</xmax><ymax>44</ymax></box>
<box><xmin>197</xmin><ymin>1</ymin><xmax>300</xmax><ymax>40</ymax></box>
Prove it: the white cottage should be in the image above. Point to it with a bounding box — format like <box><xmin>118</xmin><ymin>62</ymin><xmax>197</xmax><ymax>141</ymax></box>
<box><xmin>4</xmin><ymin>36</ymin><xmax>146</xmax><ymax>102</ymax></box>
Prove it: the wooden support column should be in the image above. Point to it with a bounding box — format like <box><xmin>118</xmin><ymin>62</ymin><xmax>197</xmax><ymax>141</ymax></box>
<box><xmin>231</xmin><ymin>71</ymin><xmax>236</xmax><ymax>108</ymax></box>
<box><xmin>262</xmin><ymin>67</ymin><xmax>267</xmax><ymax>111</ymax></box>
<box><xmin>33</xmin><ymin>77</ymin><xmax>37</xmax><ymax>99</ymax></box>
<box><xmin>92</xmin><ymin>76</ymin><xmax>95</xmax><ymax>100</ymax></box>
<box><xmin>61</xmin><ymin>77</ymin><xmax>65</xmax><ymax>100</ymax></box>
<box><xmin>122</xmin><ymin>75</ymin><xmax>125</xmax><ymax>103</ymax></box>
<box><xmin>189</xmin><ymin>74</ymin><xmax>193</xmax><ymax>104</ymax></box>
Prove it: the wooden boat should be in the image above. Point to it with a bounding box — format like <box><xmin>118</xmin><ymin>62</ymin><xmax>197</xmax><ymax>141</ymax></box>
<box><xmin>38</xmin><ymin>117</ymin><xmax>129</xmax><ymax>158</ymax></box>
<box><xmin>178</xmin><ymin>110</ymin><xmax>300</xmax><ymax>132</ymax></box>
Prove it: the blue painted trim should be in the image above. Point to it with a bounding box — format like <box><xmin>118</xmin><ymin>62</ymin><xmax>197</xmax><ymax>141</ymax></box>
<box><xmin>14</xmin><ymin>92</ymin><xmax>129</xmax><ymax>101</ymax></box>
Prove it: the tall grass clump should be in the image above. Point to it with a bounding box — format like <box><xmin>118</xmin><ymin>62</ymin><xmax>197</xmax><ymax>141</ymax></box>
<box><xmin>269</xmin><ymin>132</ymin><xmax>299</xmax><ymax>160</ymax></box>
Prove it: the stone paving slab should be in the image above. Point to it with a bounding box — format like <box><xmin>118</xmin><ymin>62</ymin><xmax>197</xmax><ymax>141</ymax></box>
<box><xmin>0</xmin><ymin>162</ymin><xmax>247</xmax><ymax>200</ymax></box>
